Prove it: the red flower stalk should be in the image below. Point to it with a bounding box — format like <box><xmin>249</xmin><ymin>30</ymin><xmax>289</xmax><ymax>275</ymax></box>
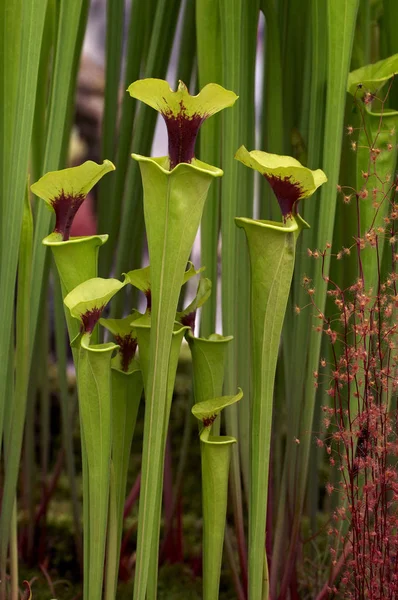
<box><xmin>305</xmin><ymin>86</ymin><xmax>398</xmax><ymax>599</ymax></box>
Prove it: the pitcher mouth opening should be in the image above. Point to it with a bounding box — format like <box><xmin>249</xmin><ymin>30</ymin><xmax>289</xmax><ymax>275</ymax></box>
<box><xmin>131</xmin><ymin>153</ymin><xmax>224</xmax><ymax>178</ymax></box>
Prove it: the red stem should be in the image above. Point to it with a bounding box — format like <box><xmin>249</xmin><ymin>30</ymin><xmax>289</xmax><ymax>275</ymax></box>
<box><xmin>123</xmin><ymin>473</ymin><xmax>141</xmax><ymax>519</ymax></box>
<box><xmin>315</xmin><ymin>541</ymin><xmax>352</xmax><ymax>600</ymax></box>
<box><xmin>35</xmin><ymin>448</ymin><xmax>65</xmax><ymax>524</ymax></box>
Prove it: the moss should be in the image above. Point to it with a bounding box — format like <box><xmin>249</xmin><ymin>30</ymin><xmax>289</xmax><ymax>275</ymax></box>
<box><xmin>296</xmin><ymin>513</ymin><xmax>332</xmax><ymax>599</ymax></box>
<box><xmin>15</xmin><ymin>370</ymin><xmax>241</xmax><ymax>599</ymax></box>
<box><xmin>22</xmin><ymin>561</ymin><xmax>239</xmax><ymax>599</ymax></box>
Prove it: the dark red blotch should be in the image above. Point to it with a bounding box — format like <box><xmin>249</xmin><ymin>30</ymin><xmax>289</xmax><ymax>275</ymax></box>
<box><xmin>162</xmin><ymin>101</ymin><xmax>206</xmax><ymax>169</ymax></box>
<box><xmin>203</xmin><ymin>414</ymin><xmax>216</xmax><ymax>428</ymax></box>
<box><xmin>181</xmin><ymin>310</ymin><xmax>196</xmax><ymax>332</ymax></box>
<box><xmin>81</xmin><ymin>306</ymin><xmax>104</xmax><ymax>333</ymax></box>
<box><xmin>115</xmin><ymin>333</ymin><xmax>138</xmax><ymax>372</ymax></box>
<box><xmin>51</xmin><ymin>190</ymin><xmax>85</xmax><ymax>240</ymax></box>
<box><xmin>145</xmin><ymin>289</ymin><xmax>151</xmax><ymax>311</ymax></box>
<box><xmin>265</xmin><ymin>174</ymin><xmax>304</xmax><ymax>220</ymax></box>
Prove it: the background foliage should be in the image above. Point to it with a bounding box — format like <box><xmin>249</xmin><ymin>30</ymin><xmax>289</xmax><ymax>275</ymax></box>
<box><xmin>1</xmin><ymin>0</ymin><xmax>396</xmax><ymax>597</ymax></box>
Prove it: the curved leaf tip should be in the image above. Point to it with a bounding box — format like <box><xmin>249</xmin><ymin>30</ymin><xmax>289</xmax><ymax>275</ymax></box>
<box><xmin>31</xmin><ymin>160</ymin><xmax>115</xmax><ymax>240</ymax></box>
<box><xmin>125</xmin><ymin>262</ymin><xmax>206</xmax><ymax>314</ymax></box>
<box><xmin>347</xmin><ymin>53</ymin><xmax>398</xmax><ymax>98</ymax></box>
<box><xmin>100</xmin><ymin>313</ymin><xmax>139</xmax><ymax>371</ymax></box>
<box><xmin>177</xmin><ymin>277</ymin><xmax>212</xmax><ymax>331</ymax></box>
<box><xmin>235</xmin><ymin>145</ymin><xmax>327</xmax><ymax>220</ymax></box>
<box><xmin>64</xmin><ymin>277</ymin><xmax>125</xmax><ymax>333</ymax></box>
<box><xmin>128</xmin><ymin>78</ymin><xmax>237</xmax><ymax>168</ymax></box>
<box><xmin>192</xmin><ymin>388</ymin><xmax>243</xmax><ymax>424</ymax></box>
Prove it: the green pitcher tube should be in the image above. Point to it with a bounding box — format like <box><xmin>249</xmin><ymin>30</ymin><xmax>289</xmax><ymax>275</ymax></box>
<box><xmin>31</xmin><ymin>161</ymin><xmax>115</xmax><ymax>600</ymax></box>
<box><xmin>64</xmin><ymin>276</ymin><xmax>126</xmax><ymax>600</ymax></box>
<box><xmin>235</xmin><ymin>214</ymin><xmax>307</xmax><ymax>600</ymax></box>
<box><xmin>188</xmin><ymin>332</ymin><xmax>233</xmax><ymax>435</ymax></box>
<box><xmin>131</xmin><ymin>155</ymin><xmax>222</xmax><ymax>600</ymax></box>
<box><xmin>31</xmin><ymin>159</ymin><xmax>115</xmax><ymax>343</ymax></box>
<box><xmin>105</xmin><ymin>359</ymin><xmax>143</xmax><ymax>600</ymax></box>
<box><xmin>347</xmin><ymin>54</ymin><xmax>398</xmax><ymax>291</ymax></box>
<box><xmin>235</xmin><ymin>144</ymin><xmax>326</xmax><ymax>600</ymax></box>
<box><xmin>77</xmin><ymin>336</ymin><xmax>116</xmax><ymax>600</ymax></box>
<box><xmin>128</xmin><ymin>77</ymin><xmax>237</xmax><ymax>599</ymax></box>
<box><xmin>134</xmin><ymin>314</ymin><xmax>189</xmax><ymax>599</ymax></box>
<box><xmin>45</xmin><ymin>234</ymin><xmax>108</xmax><ymax>341</ymax></box>
<box><xmin>192</xmin><ymin>391</ymin><xmax>243</xmax><ymax>600</ymax></box>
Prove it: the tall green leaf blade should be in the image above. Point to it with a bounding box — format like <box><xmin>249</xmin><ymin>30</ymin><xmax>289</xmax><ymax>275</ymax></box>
<box><xmin>275</xmin><ymin>2</ymin><xmax>360</xmax><ymax>596</ymax></box>
<box><xmin>382</xmin><ymin>0</ymin><xmax>398</xmax><ymax>112</ymax></box>
<box><xmin>0</xmin><ymin>0</ymin><xmax>48</xmax><ymax>464</ymax></box>
<box><xmin>261</xmin><ymin>0</ymin><xmax>285</xmax><ymax>221</ymax></box>
<box><xmin>97</xmin><ymin>0</ymin><xmax>124</xmax><ymax>251</ymax></box>
<box><xmin>0</xmin><ymin>184</ymin><xmax>33</xmax><ymax>591</ymax></box>
<box><xmin>99</xmin><ymin>0</ymin><xmax>153</xmax><ymax>278</ymax></box>
<box><xmin>0</xmin><ymin>0</ymin><xmax>22</xmax><ymax>502</ymax></box>
<box><xmin>30</xmin><ymin>0</ymin><xmax>88</xmax><ymax>349</ymax></box>
<box><xmin>0</xmin><ymin>0</ymin><xmax>22</xmax><ymax>219</ymax></box>
<box><xmin>383</xmin><ymin>0</ymin><xmax>398</xmax><ymax>58</ymax></box>
<box><xmin>31</xmin><ymin>0</ymin><xmax>57</xmax><ymax>184</ymax></box>
<box><xmin>219</xmin><ymin>0</ymin><xmax>242</xmax><ymax>357</ymax></box>
<box><xmin>219</xmin><ymin>1</ymin><xmax>249</xmax><ymax>590</ymax></box>
<box><xmin>272</xmin><ymin>3</ymin><xmax>328</xmax><ymax>578</ymax></box>
<box><xmin>236</xmin><ymin>0</ymin><xmax>260</xmax><ymax>504</ymax></box>
<box><xmin>196</xmin><ymin>0</ymin><xmax>222</xmax><ymax>335</ymax></box>
<box><xmin>113</xmin><ymin>0</ymin><xmax>182</xmax><ymax>303</ymax></box>
<box><xmin>176</xmin><ymin>0</ymin><xmax>196</xmax><ymax>85</ymax></box>
<box><xmin>279</xmin><ymin>0</ymin><xmax>310</xmax><ymax>156</ymax></box>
